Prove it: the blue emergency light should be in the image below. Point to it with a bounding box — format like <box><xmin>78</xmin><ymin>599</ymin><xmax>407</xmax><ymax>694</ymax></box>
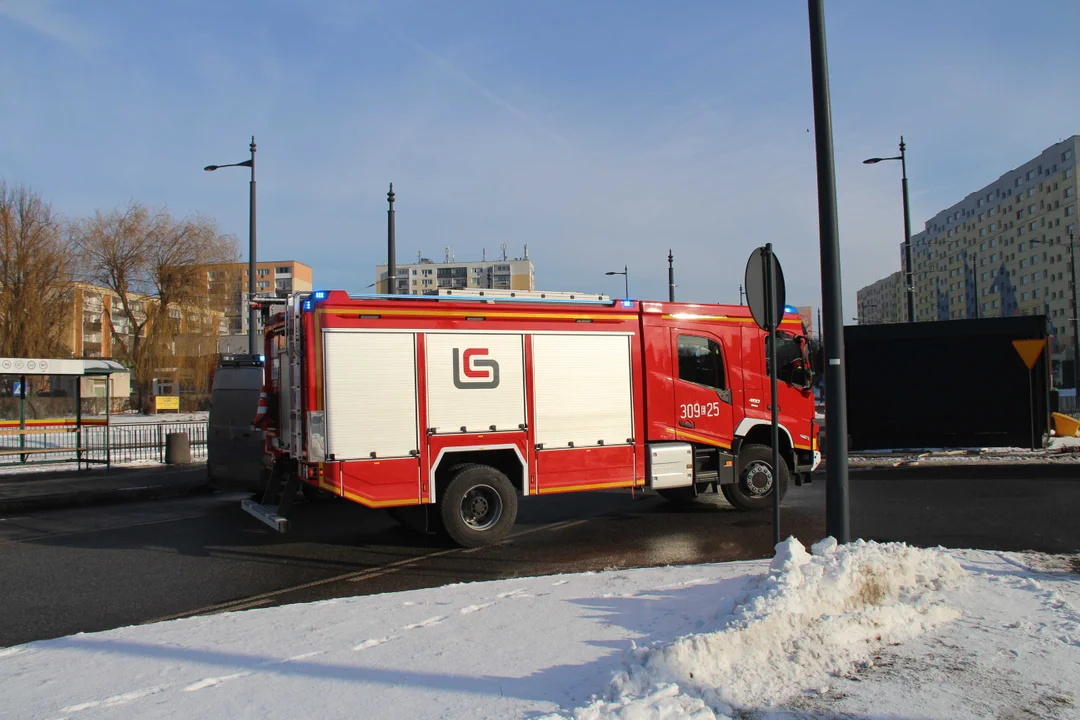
<box><xmin>621</xmin><ymin>300</ymin><xmax>634</xmax><ymax>308</ymax></box>
<box><xmin>314</xmin><ymin>291</ymin><xmax>328</xmax><ymax>300</ymax></box>
<box><xmin>303</xmin><ymin>300</ymin><xmax>312</xmax><ymax>311</ymax></box>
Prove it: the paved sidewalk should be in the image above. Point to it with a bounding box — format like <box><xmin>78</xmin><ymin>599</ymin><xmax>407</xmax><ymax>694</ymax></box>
<box><xmin>0</xmin><ymin>463</ymin><xmax>213</xmax><ymax>514</ymax></box>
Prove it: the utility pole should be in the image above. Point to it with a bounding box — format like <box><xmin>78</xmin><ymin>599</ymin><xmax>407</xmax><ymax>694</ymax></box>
<box><xmin>387</xmin><ymin>183</ymin><xmax>396</xmax><ymax>295</ymax></box>
<box><xmin>739</xmin><ymin>284</ymin><xmax>745</xmax><ymax>305</ymax></box>
<box><xmin>808</xmin><ymin>0</ymin><xmax>849</xmax><ymax>544</ymax></box>
<box><xmin>1069</xmin><ymin>229</ymin><xmax>1079</xmax><ymax>388</ymax></box>
<box><xmin>900</xmin><ymin>137</ymin><xmax>915</xmax><ymax>323</ymax></box>
<box><xmin>668</xmin><ymin>250</ymin><xmax>675</xmax><ymax>302</ymax></box>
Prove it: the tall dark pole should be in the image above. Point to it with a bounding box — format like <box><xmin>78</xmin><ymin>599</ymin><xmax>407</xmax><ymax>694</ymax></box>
<box><xmin>765</xmin><ymin>244</ymin><xmax>781</xmax><ymax>546</ymax></box>
<box><xmin>817</xmin><ymin>307</ymin><xmax>823</xmax><ymax>339</ymax></box>
<box><xmin>808</xmin><ymin>0</ymin><xmax>849</xmax><ymax>544</ymax></box>
<box><xmin>248</xmin><ymin>137</ymin><xmax>258</xmax><ymax>354</ymax></box>
<box><xmin>386</xmin><ymin>184</ymin><xmax>396</xmax><ymax>295</ymax></box>
<box><xmin>739</xmin><ymin>284</ymin><xmax>745</xmax><ymax>305</ymax></box>
<box><xmin>1070</xmin><ymin>230</ymin><xmax>1079</xmax><ymax>388</ymax></box>
<box><xmin>971</xmin><ymin>252</ymin><xmax>980</xmax><ymax>319</ymax></box>
<box><xmin>622</xmin><ymin>265</ymin><xmax>628</xmax><ymax>298</ymax></box>
<box><xmin>668</xmin><ymin>250</ymin><xmax>675</xmax><ymax>302</ymax></box>
<box><xmin>900</xmin><ymin>137</ymin><xmax>915</xmax><ymax>323</ymax></box>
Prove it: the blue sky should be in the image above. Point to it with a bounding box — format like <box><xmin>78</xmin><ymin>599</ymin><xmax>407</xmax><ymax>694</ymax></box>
<box><xmin>2</xmin><ymin>0</ymin><xmax>1079</xmax><ymax>321</ymax></box>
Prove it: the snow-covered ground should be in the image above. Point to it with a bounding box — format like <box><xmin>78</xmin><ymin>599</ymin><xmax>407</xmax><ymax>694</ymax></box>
<box><xmin>2</xmin><ymin>538</ymin><xmax>1077</xmax><ymax>719</ymax></box>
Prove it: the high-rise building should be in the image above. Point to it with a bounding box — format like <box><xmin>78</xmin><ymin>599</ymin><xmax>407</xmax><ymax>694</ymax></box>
<box><xmin>855</xmin><ymin>272</ymin><xmax>904</xmax><ymax>325</ymax></box>
<box><xmin>375</xmin><ymin>250</ymin><xmax>534</xmax><ymax>295</ymax></box>
<box><xmin>203</xmin><ymin>260</ymin><xmax>313</xmax><ymax>353</ymax></box>
<box><xmin>858</xmin><ymin>136</ymin><xmax>1079</xmax><ymax>382</ymax></box>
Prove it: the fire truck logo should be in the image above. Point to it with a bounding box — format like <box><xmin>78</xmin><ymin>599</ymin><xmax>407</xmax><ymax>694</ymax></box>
<box><xmin>452</xmin><ymin>348</ymin><xmax>500</xmax><ymax>389</ymax></box>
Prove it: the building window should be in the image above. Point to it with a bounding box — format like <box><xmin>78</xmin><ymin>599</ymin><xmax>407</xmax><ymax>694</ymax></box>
<box><xmin>1029</xmin><ymin>188</ymin><xmax>1036</xmax><ymax>198</ymax></box>
<box><xmin>257</xmin><ymin>268</ymin><xmax>270</xmax><ymax>276</ymax></box>
<box><xmin>275</xmin><ymin>266</ymin><xmax>290</xmax><ymax>274</ymax></box>
<box><xmin>678</xmin><ymin>335</ymin><xmax>727</xmax><ymax>390</ymax></box>
<box><xmin>1067</xmin><ymin>187</ymin><xmax>1075</xmax><ymax>198</ymax></box>
<box><xmin>1064</xmin><ymin>150</ymin><xmax>1073</xmax><ymax>161</ymax></box>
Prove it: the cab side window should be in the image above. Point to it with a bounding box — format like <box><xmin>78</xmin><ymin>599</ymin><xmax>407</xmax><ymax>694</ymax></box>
<box><xmin>677</xmin><ymin>335</ymin><xmax>727</xmax><ymax>390</ymax></box>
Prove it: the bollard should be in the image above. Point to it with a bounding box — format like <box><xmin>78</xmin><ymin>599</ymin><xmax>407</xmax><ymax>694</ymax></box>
<box><xmin>165</xmin><ymin>432</ymin><xmax>191</xmax><ymax>465</ymax></box>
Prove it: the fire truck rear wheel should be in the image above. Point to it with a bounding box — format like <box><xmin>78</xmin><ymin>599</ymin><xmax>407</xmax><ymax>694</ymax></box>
<box><xmin>721</xmin><ymin>443</ymin><xmax>789</xmax><ymax>511</ymax></box>
<box><xmin>439</xmin><ymin>464</ymin><xmax>518</xmax><ymax>548</ymax></box>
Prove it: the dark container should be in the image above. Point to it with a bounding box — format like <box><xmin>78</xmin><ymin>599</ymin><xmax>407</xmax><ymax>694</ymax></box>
<box><xmin>844</xmin><ymin>315</ymin><xmax>1051</xmax><ymax>450</ymax></box>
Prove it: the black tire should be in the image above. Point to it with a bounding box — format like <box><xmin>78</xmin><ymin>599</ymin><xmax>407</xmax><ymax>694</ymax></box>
<box><xmin>721</xmin><ymin>443</ymin><xmax>789</xmax><ymax>511</ymax></box>
<box><xmin>656</xmin><ymin>484</ymin><xmax>712</xmax><ymax>505</ymax></box>
<box><xmin>438</xmin><ymin>464</ymin><xmax>518</xmax><ymax>548</ymax></box>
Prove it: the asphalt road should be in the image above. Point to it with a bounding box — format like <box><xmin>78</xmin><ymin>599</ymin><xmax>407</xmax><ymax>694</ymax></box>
<box><xmin>1</xmin><ymin>465</ymin><xmax>1078</xmax><ymax>648</ymax></box>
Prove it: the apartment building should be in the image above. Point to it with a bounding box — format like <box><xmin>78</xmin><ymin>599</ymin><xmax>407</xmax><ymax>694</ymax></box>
<box><xmin>860</xmin><ymin>136</ymin><xmax>1079</xmax><ymax>380</ymax></box>
<box><xmin>63</xmin><ymin>283</ymin><xmax>228</xmax><ymax>360</ymax></box>
<box><xmin>375</xmin><ymin>251</ymin><xmax>534</xmax><ymax>295</ymax></box>
<box><xmin>205</xmin><ymin>260</ymin><xmax>313</xmax><ymax>353</ymax></box>
<box><xmin>855</xmin><ymin>272</ymin><xmax>905</xmax><ymax>325</ymax></box>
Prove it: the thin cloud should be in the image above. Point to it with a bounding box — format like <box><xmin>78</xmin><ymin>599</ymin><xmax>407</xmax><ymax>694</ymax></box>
<box><xmin>0</xmin><ymin>0</ymin><xmax>97</xmax><ymax>54</ymax></box>
<box><xmin>399</xmin><ymin>33</ymin><xmax>568</xmax><ymax>146</ymax></box>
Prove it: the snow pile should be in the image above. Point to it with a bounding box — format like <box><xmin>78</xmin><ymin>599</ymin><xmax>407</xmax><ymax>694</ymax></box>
<box><xmin>556</xmin><ymin>537</ymin><xmax>966</xmax><ymax>719</ymax></box>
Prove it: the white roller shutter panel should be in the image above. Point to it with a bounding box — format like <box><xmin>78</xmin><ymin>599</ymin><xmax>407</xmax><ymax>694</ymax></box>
<box><xmin>426</xmin><ymin>333</ymin><xmax>525</xmax><ymax>433</ymax></box>
<box><xmin>532</xmin><ymin>334</ymin><xmax>633</xmax><ymax>448</ymax></box>
<box><xmin>323</xmin><ymin>331</ymin><xmax>417</xmax><ymax>459</ymax></box>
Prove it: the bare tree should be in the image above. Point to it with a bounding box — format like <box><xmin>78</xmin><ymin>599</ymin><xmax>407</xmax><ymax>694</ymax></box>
<box><xmin>0</xmin><ymin>181</ymin><xmax>74</xmax><ymax>358</ymax></box>
<box><xmin>75</xmin><ymin>203</ymin><xmax>238</xmax><ymax>409</ymax></box>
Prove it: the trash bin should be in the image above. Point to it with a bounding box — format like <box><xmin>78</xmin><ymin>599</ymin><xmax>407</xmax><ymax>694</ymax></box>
<box><xmin>165</xmin><ymin>432</ymin><xmax>191</xmax><ymax>464</ymax></box>
<box><xmin>1050</xmin><ymin>412</ymin><xmax>1080</xmax><ymax>438</ymax></box>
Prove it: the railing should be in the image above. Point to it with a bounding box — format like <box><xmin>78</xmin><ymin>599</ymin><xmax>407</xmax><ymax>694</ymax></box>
<box><xmin>0</xmin><ymin>421</ymin><xmax>208</xmax><ymax>467</ymax></box>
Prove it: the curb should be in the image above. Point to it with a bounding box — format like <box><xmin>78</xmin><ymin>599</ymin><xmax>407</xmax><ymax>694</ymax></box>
<box><xmin>0</xmin><ymin>478</ymin><xmax>215</xmax><ymax>514</ymax></box>
<box><xmin>816</xmin><ymin>463</ymin><xmax>1080</xmax><ymax>480</ymax></box>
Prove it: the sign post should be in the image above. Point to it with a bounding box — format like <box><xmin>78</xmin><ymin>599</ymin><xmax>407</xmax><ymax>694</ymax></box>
<box><xmin>1012</xmin><ymin>339</ymin><xmax>1047</xmax><ymax>450</ymax></box>
<box><xmin>745</xmin><ymin>244</ymin><xmax>787</xmax><ymax>546</ymax></box>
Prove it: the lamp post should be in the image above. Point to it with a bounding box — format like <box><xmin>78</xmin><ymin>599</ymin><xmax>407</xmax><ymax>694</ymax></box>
<box><xmin>1032</xmin><ymin>229</ymin><xmax>1080</xmax><ymax>387</ymax></box>
<box><xmin>864</xmin><ymin>137</ymin><xmax>915</xmax><ymax>324</ymax></box>
<box><xmin>668</xmin><ymin>250</ymin><xmax>675</xmax><ymax>302</ymax></box>
<box><xmin>205</xmin><ymin>137</ymin><xmax>258</xmax><ymax>354</ymax></box>
<box><xmin>605</xmin><ymin>265</ymin><xmax>628</xmax><ymax>298</ymax></box>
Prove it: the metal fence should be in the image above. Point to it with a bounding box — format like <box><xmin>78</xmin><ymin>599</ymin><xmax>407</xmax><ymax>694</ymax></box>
<box><xmin>0</xmin><ymin>421</ymin><xmax>208</xmax><ymax>467</ymax></box>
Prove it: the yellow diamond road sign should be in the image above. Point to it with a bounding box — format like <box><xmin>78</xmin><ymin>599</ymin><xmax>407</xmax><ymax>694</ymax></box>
<box><xmin>1011</xmin><ymin>339</ymin><xmax>1047</xmax><ymax>370</ymax></box>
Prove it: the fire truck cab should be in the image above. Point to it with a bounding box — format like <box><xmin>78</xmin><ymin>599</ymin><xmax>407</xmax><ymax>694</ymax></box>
<box><xmin>244</xmin><ymin>289</ymin><xmax>818</xmax><ymax>547</ymax></box>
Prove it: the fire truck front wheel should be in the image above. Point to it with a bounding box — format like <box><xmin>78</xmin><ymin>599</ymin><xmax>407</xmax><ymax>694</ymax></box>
<box><xmin>439</xmin><ymin>464</ymin><xmax>519</xmax><ymax>548</ymax></box>
<box><xmin>721</xmin><ymin>443</ymin><xmax>789</xmax><ymax>511</ymax></box>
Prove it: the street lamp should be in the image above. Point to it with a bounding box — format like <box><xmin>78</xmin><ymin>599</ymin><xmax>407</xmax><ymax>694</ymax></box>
<box><xmin>205</xmin><ymin>136</ymin><xmax>258</xmax><ymax>354</ymax></box>
<box><xmin>864</xmin><ymin>137</ymin><xmax>915</xmax><ymax>323</ymax></box>
<box><xmin>605</xmin><ymin>265</ymin><xmax>629</xmax><ymax>298</ymax></box>
<box><xmin>1032</xmin><ymin>229</ymin><xmax>1080</xmax><ymax>387</ymax></box>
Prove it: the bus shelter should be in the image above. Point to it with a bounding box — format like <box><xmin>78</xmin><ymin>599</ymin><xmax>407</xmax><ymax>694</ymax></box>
<box><xmin>0</xmin><ymin>358</ymin><xmax>128</xmax><ymax>468</ymax></box>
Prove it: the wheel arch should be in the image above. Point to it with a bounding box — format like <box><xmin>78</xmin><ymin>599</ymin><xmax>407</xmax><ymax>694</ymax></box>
<box><xmin>430</xmin><ymin>445</ymin><xmax>526</xmax><ymax>503</ymax></box>
<box><xmin>734</xmin><ymin>419</ymin><xmax>795</xmax><ymax>472</ymax></box>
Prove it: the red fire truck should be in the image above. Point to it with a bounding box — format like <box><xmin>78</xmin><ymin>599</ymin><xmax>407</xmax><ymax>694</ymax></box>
<box><xmin>244</xmin><ymin>289</ymin><xmax>819</xmax><ymax>547</ymax></box>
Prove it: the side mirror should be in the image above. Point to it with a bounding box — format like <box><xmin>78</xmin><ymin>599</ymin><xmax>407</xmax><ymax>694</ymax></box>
<box><xmin>791</xmin><ymin>365</ymin><xmax>813</xmax><ymax>391</ymax></box>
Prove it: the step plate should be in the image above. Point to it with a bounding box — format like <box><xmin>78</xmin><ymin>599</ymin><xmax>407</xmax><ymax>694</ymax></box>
<box><xmin>241</xmin><ymin>498</ymin><xmax>290</xmax><ymax>532</ymax></box>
